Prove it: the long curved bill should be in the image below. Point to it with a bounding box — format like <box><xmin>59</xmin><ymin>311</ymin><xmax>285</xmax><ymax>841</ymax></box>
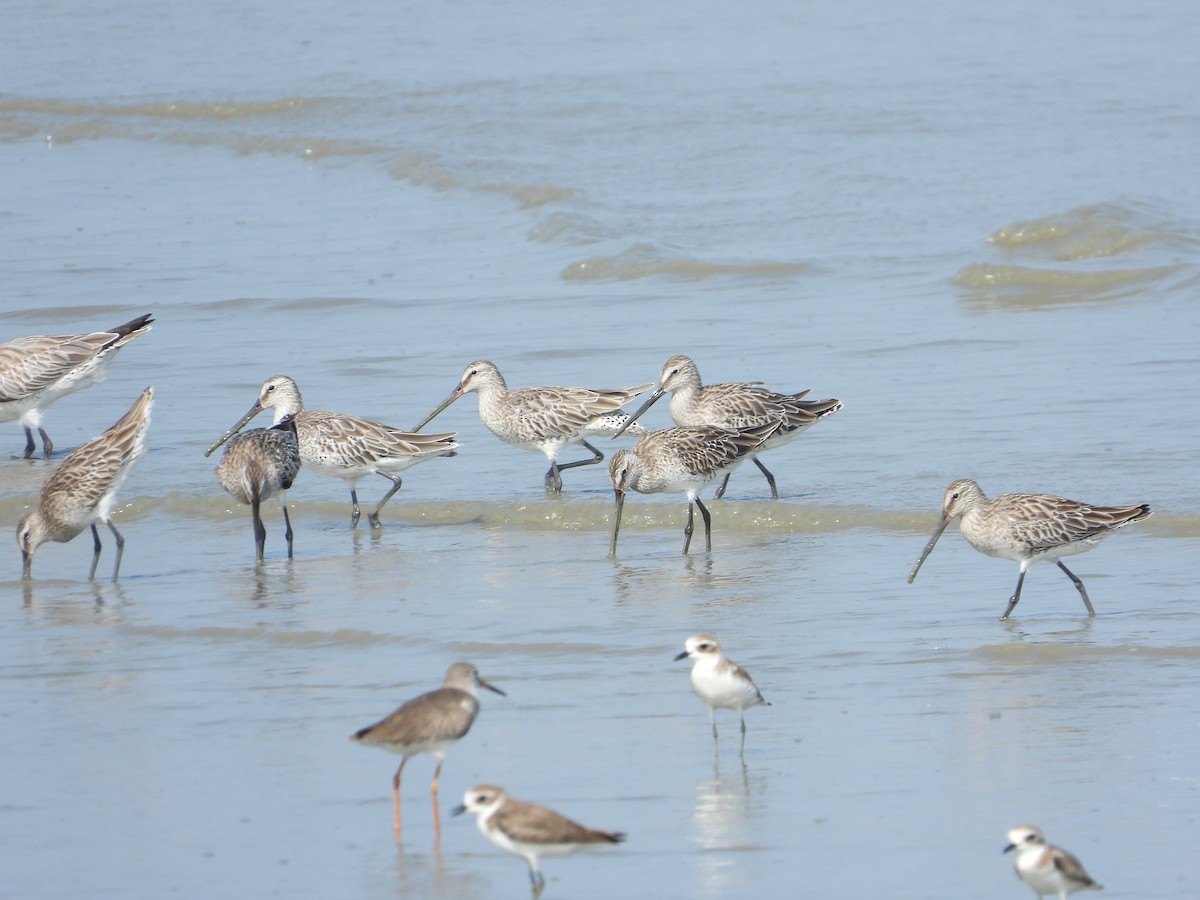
<box><xmin>204</xmin><ymin>401</ymin><xmax>264</xmax><ymax>457</ymax></box>
<box><xmin>610</xmin><ymin>387</ymin><xmax>664</xmax><ymax>439</ymax></box>
<box><xmin>21</xmin><ymin>551</ymin><xmax>32</xmax><ymax>579</ymax></box>
<box><xmin>609</xmin><ymin>489</ymin><xmax>626</xmax><ymax>556</ymax></box>
<box><xmin>411</xmin><ymin>386</ymin><xmax>464</xmax><ymax>433</ymax></box>
<box><xmin>907</xmin><ymin>512</ymin><xmax>951</xmax><ymax>583</ymax></box>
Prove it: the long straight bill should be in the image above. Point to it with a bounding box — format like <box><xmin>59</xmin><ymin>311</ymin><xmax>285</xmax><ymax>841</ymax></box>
<box><xmin>609</xmin><ymin>490</ymin><xmax>626</xmax><ymax>556</ymax></box>
<box><xmin>204</xmin><ymin>402</ymin><xmax>264</xmax><ymax>457</ymax></box>
<box><xmin>411</xmin><ymin>386</ymin><xmax>463</xmax><ymax>433</ymax></box>
<box><xmin>610</xmin><ymin>388</ymin><xmax>663</xmax><ymax>439</ymax></box>
<box><xmin>907</xmin><ymin>513</ymin><xmax>951</xmax><ymax>583</ymax></box>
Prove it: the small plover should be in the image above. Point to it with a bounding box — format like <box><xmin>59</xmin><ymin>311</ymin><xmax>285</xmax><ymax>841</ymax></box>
<box><xmin>453</xmin><ymin>784</ymin><xmax>624</xmax><ymax>896</ymax></box>
<box><xmin>1004</xmin><ymin>825</ymin><xmax>1102</xmax><ymax>899</ymax></box>
<box><xmin>674</xmin><ymin>634</ymin><xmax>769</xmax><ymax>755</ymax></box>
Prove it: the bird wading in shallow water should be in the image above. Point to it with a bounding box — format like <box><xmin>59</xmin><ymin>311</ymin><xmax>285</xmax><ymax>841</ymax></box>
<box><xmin>908</xmin><ymin>478</ymin><xmax>1150</xmax><ymax>619</ymax></box>
<box><xmin>207</xmin><ymin>412</ymin><xmax>301</xmax><ymax>562</ymax></box>
<box><xmin>611</xmin><ymin>354</ymin><xmax>841</xmax><ymax>499</ymax></box>
<box><xmin>351</xmin><ymin>662</ymin><xmax>505</xmax><ymax>837</ymax></box>
<box><xmin>17</xmin><ymin>386</ymin><xmax>154</xmax><ymax>580</ymax></box>
<box><xmin>0</xmin><ymin>313</ymin><xmax>153</xmax><ymax>458</ymax></box>
<box><xmin>205</xmin><ymin>374</ymin><xmax>457</xmax><ymax>528</ymax></box>
<box><xmin>674</xmin><ymin>634</ymin><xmax>769</xmax><ymax>756</ymax></box>
<box><xmin>453</xmin><ymin>784</ymin><xmax>624</xmax><ymax>897</ymax></box>
<box><xmin>411</xmin><ymin>359</ymin><xmax>651</xmax><ymax>493</ymax></box>
<box><xmin>608</xmin><ymin>421</ymin><xmax>780</xmax><ymax>556</ymax></box>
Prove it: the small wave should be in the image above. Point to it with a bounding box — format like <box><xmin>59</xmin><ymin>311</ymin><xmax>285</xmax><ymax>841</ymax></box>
<box><xmin>561</xmin><ymin>244</ymin><xmax>808</xmax><ymax>283</ymax></box>
<box><xmin>954</xmin><ymin>262</ymin><xmax>1180</xmax><ymax>310</ymax></box>
<box><xmin>987</xmin><ymin>205</ymin><xmax>1160</xmax><ymax>261</ymax></box>
<box><xmin>0</xmin><ymin>96</ymin><xmax>329</xmax><ymax>121</ymax></box>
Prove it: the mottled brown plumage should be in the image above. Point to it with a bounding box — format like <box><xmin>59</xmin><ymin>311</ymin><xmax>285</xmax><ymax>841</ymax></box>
<box><xmin>0</xmin><ymin>314</ymin><xmax>153</xmax><ymax>458</ymax></box>
<box><xmin>612</xmin><ymin>354</ymin><xmax>841</xmax><ymax>498</ymax></box>
<box><xmin>909</xmin><ymin>478</ymin><xmax>1151</xmax><ymax>619</ymax></box>
<box><xmin>17</xmin><ymin>386</ymin><xmax>153</xmax><ymax>579</ymax></box>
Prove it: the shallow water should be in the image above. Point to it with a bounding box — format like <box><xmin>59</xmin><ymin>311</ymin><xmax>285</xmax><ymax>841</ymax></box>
<box><xmin>2</xmin><ymin>0</ymin><xmax>1199</xmax><ymax>897</ymax></box>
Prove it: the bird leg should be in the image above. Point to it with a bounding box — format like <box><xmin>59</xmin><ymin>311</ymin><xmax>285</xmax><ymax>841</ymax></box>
<box><xmin>282</xmin><ymin>502</ymin><xmax>294</xmax><ymax>559</ymax></box>
<box><xmin>430</xmin><ymin>758</ymin><xmax>444</xmax><ymax>838</ymax></box>
<box><xmin>369</xmin><ymin>474</ymin><xmax>403</xmax><ymax>528</ymax></box>
<box><xmin>695</xmin><ymin>497</ymin><xmax>713</xmax><ymax>552</ymax></box>
<box><xmin>38</xmin><ymin>427</ymin><xmax>52</xmax><ymax>458</ymax></box>
<box><xmin>22</xmin><ymin>427</ymin><xmax>36</xmax><ymax>459</ymax></box>
<box><xmin>1057</xmin><ymin>561</ymin><xmax>1096</xmax><ymax>616</ymax></box>
<box><xmin>1001</xmin><ymin>568</ymin><xmax>1027</xmax><ymax>620</ymax></box>
<box><xmin>548</xmin><ymin>441</ymin><xmax>606</xmax><ymax>492</ymax></box>
<box><xmin>739</xmin><ymin>715</ymin><xmax>747</xmax><ymax>757</ymax></box>
<box><xmin>752</xmin><ymin>458</ymin><xmax>779</xmax><ymax>500</ymax></box>
<box><xmin>713</xmin><ymin>473</ymin><xmax>732</xmax><ymax>499</ymax></box>
<box><xmin>392</xmin><ymin>757</ymin><xmax>409</xmax><ymax>834</ymax></box>
<box><xmin>349</xmin><ymin>488</ymin><xmax>361</xmax><ymax>528</ymax></box>
<box><xmin>106</xmin><ymin>519</ymin><xmax>125</xmax><ymax>581</ymax></box>
<box><xmin>88</xmin><ymin>524</ymin><xmax>103</xmax><ymax>579</ymax></box>
<box><xmin>251</xmin><ymin>496</ymin><xmax>267</xmax><ymax>562</ymax></box>
<box><xmin>683</xmin><ymin>503</ymin><xmax>696</xmax><ymax>555</ymax></box>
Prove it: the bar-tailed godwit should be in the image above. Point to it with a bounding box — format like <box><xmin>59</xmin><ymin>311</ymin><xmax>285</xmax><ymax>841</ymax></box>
<box><xmin>908</xmin><ymin>478</ymin><xmax>1151</xmax><ymax>619</ymax></box>
<box><xmin>17</xmin><ymin>386</ymin><xmax>153</xmax><ymax>580</ymax></box>
<box><xmin>412</xmin><ymin>360</ymin><xmax>651</xmax><ymax>493</ymax></box>
<box><xmin>613</xmin><ymin>354</ymin><xmax>841</xmax><ymax>498</ymax></box>
<box><xmin>0</xmin><ymin>313</ymin><xmax>153</xmax><ymax>458</ymax></box>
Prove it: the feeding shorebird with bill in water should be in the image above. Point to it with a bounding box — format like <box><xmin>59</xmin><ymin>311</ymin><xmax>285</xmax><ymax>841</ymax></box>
<box><xmin>17</xmin><ymin>386</ymin><xmax>153</xmax><ymax>580</ymax></box>
<box><xmin>608</xmin><ymin>421</ymin><xmax>780</xmax><ymax>556</ymax></box>
<box><xmin>908</xmin><ymin>479</ymin><xmax>1151</xmax><ymax>619</ymax></box>
<box><xmin>453</xmin><ymin>784</ymin><xmax>624</xmax><ymax>897</ymax></box>
<box><xmin>351</xmin><ymin>662</ymin><xmax>505</xmax><ymax>837</ymax></box>
<box><xmin>204</xmin><ymin>375</ymin><xmax>457</xmax><ymax>528</ymax></box>
<box><xmin>411</xmin><ymin>359</ymin><xmax>651</xmax><ymax>493</ymax></box>
<box><xmin>611</xmin><ymin>354</ymin><xmax>841</xmax><ymax>499</ymax></box>
<box><xmin>0</xmin><ymin>313</ymin><xmax>153</xmax><ymax>458</ymax></box>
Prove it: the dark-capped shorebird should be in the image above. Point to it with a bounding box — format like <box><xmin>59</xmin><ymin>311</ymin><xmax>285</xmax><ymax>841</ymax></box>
<box><xmin>352</xmin><ymin>662</ymin><xmax>505</xmax><ymax>837</ymax></box>
<box><xmin>453</xmin><ymin>784</ymin><xmax>625</xmax><ymax>897</ymax></box>
<box><xmin>0</xmin><ymin>313</ymin><xmax>153</xmax><ymax>458</ymax></box>
<box><xmin>206</xmin><ymin>413</ymin><xmax>301</xmax><ymax>562</ymax></box>
<box><xmin>612</xmin><ymin>354</ymin><xmax>841</xmax><ymax>499</ymax></box>
<box><xmin>908</xmin><ymin>478</ymin><xmax>1151</xmax><ymax>620</ymax></box>
<box><xmin>607</xmin><ymin>422</ymin><xmax>779</xmax><ymax>556</ymax></box>
<box><xmin>1004</xmin><ymin>826</ymin><xmax>1102</xmax><ymax>899</ymax></box>
<box><xmin>205</xmin><ymin>375</ymin><xmax>457</xmax><ymax>528</ymax></box>
<box><xmin>17</xmin><ymin>386</ymin><xmax>153</xmax><ymax>580</ymax></box>
<box><xmin>411</xmin><ymin>359</ymin><xmax>651</xmax><ymax>493</ymax></box>
<box><xmin>674</xmin><ymin>634</ymin><xmax>769</xmax><ymax>756</ymax></box>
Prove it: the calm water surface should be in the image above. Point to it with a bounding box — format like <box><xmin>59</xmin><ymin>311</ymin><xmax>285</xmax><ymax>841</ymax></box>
<box><xmin>2</xmin><ymin>0</ymin><xmax>1198</xmax><ymax>897</ymax></box>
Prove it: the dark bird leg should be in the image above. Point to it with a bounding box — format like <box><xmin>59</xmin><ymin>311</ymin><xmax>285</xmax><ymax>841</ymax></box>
<box><xmin>683</xmin><ymin>503</ymin><xmax>696</xmax><ymax>555</ymax></box>
<box><xmin>1057</xmin><ymin>561</ymin><xmax>1096</xmax><ymax>616</ymax></box>
<box><xmin>696</xmin><ymin>497</ymin><xmax>713</xmax><ymax>552</ymax></box>
<box><xmin>88</xmin><ymin>524</ymin><xmax>103</xmax><ymax>579</ymax></box>
<box><xmin>739</xmin><ymin>714</ymin><xmax>747</xmax><ymax>757</ymax></box>
<box><xmin>282</xmin><ymin>503</ymin><xmax>294</xmax><ymax>559</ymax></box>
<box><xmin>752</xmin><ymin>458</ymin><xmax>779</xmax><ymax>500</ymax></box>
<box><xmin>548</xmin><ymin>440</ymin><xmax>605</xmax><ymax>492</ymax></box>
<box><xmin>22</xmin><ymin>427</ymin><xmax>36</xmax><ymax>459</ymax></box>
<box><xmin>251</xmin><ymin>496</ymin><xmax>267</xmax><ymax>562</ymax></box>
<box><xmin>38</xmin><ymin>427</ymin><xmax>52</xmax><ymax>458</ymax></box>
<box><xmin>349</xmin><ymin>488</ymin><xmax>361</xmax><ymax>528</ymax></box>
<box><xmin>106</xmin><ymin>519</ymin><xmax>125</xmax><ymax>581</ymax></box>
<box><xmin>713</xmin><ymin>472</ymin><xmax>732</xmax><ymax>499</ymax></box>
<box><xmin>1001</xmin><ymin>568</ymin><xmax>1027</xmax><ymax>620</ymax></box>
<box><xmin>369</xmin><ymin>474</ymin><xmax>402</xmax><ymax>528</ymax></box>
